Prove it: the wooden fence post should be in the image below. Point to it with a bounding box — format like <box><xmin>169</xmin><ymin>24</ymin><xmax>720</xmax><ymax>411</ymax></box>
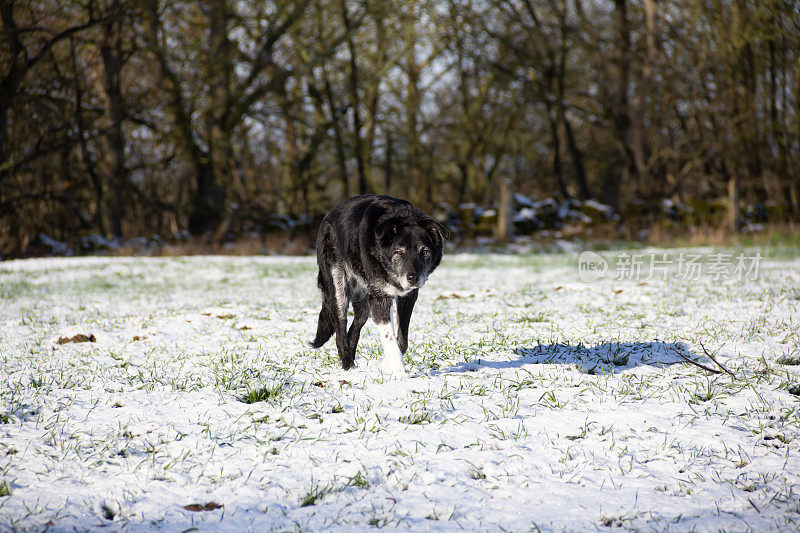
<box><xmin>498</xmin><ymin>179</ymin><xmax>513</xmax><ymax>241</ymax></box>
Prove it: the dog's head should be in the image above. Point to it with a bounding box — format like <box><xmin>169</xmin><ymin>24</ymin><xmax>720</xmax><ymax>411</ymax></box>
<box><xmin>376</xmin><ymin>215</ymin><xmax>448</xmax><ymax>293</ymax></box>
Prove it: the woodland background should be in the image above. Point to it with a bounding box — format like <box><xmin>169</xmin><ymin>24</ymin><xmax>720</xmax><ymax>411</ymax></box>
<box><xmin>1</xmin><ymin>0</ymin><xmax>799</xmax><ymax>257</ymax></box>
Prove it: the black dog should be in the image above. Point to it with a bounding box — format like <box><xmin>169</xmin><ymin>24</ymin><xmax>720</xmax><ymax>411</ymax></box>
<box><xmin>309</xmin><ymin>195</ymin><xmax>447</xmax><ymax>377</ymax></box>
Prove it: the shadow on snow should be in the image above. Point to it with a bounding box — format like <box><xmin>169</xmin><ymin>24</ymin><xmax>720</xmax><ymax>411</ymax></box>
<box><xmin>448</xmin><ymin>341</ymin><xmax>701</xmax><ymax>375</ymax></box>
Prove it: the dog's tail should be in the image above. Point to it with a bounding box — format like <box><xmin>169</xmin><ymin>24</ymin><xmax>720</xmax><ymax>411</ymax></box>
<box><xmin>309</xmin><ymin>305</ymin><xmax>335</xmax><ymax>349</ymax></box>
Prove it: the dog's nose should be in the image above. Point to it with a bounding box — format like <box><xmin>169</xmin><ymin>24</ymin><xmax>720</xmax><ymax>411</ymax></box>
<box><xmin>406</xmin><ymin>273</ymin><xmax>419</xmax><ymax>286</ymax></box>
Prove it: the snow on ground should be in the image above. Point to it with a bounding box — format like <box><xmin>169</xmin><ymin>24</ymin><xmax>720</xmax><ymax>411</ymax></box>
<box><xmin>0</xmin><ymin>249</ymin><xmax>799</xmax><ymax>531</ymax></box>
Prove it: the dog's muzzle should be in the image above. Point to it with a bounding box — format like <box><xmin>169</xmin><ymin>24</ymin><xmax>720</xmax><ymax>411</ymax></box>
<box><xmin>403</xmin><ymin>273</ymin><xmax>425</xmax><ymax>290</ymax></box>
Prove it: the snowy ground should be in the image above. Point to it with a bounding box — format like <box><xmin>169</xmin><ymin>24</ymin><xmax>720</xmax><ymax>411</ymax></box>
<box><xmin>1</xmin><ymin>248</ymin><xmax>799</xmax><ymax>531</ymax></box>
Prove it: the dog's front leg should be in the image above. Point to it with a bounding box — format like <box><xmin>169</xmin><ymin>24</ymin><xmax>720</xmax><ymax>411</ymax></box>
<box><xmin>330</xmin><ymin>266</ymin><xmax>353</xmax><ymax>369</ymax></box>
<box><xmin>395</xmin><ymin>289</ymin><xmax>418</xmax><ymax>354</ymax></box>
<box><xmin>369</xmin><ymin>296</ymin><xmax>408</xmax><ymax>379</ymax></box>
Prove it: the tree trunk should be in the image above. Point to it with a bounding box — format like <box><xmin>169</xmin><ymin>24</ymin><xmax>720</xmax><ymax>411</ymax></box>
<box><xmin>545</xmin><ymin>102</ymin><xmax>568</xmax><ymax>199</ymax></box>
<box><xmin>457</xmin><ymin>161</ymin><xmax>470</xmax><ymax>205</ymax></box>
<box><xmin>142</xmin><ymin>0</ymin><xmax>223</xmax><ymax>234</ymax></box>
<box><xmin>601</xmin><ymin>0</ymin><xmax>633</xmax><ymax>211</ymax></box>
<box><xmin>728</xmin><ymin>173</ymin><xmax>743</xmax><ymax>232</ymax></box>
<box><xmin>279</xmin><ymin>87</ymin><xmax>298</xmax><ymax>215</ymax></box>
<box><xmin>70</xmin><ymin>37</ymin><xmax>109</xmax><ymax>236</ymax></box>
<box><xmin>321</xmin><ymin>65</ymin><xmax>349</xmax><ymax>198</ymax></box>
<box><xmin>629</xmin><ymin>0</ymin><xmax>656</xmax><ymax>193</ymax></box>
<box><xmin>383</xmin><ymin>130</ymin><xmax>393</xmax><ymax>195</ymax></box>
<box><xmin>404</xmin><ymin>17</ymin><xmax>424</xmax><ymax>207</ymax></box>
<box><xmin>100</xmin><ymin>1</ymin><xmax>127</xmax><ymax>237</ymax></box>
<box><xmin>553</xmin><ymin>3</ymin><xmax>589</xmax><ymax>199</ymax></box>
<box><xmin>561</xmin><ymin>110</ymin><xmax>589</xmax><ymax>199</ymax></box>
<box><xmin>206</xmin><ymin>0</ymin><xmax>231</xmax><ymax>206</ymax></box>
<box><xmin>364</xmin><ymin>11</ymin><xmax>387</xmax><ymax>185</ymax></box>
<box><xmin>340</xmin><ymin>0</ymin><xmax>368</xmax><ymax>195</ymax></box>
<box><xmin>0</xmin><ymin>0</ymin><xmax>26</xmax><ymax>185</ymax></box>
<box><xmin>497</xmin><ymin>179</ymin><xmax>512</xmax><ymax>240</ymax></box>
<box><xmin>198</xmin><ymin>0</ymin><xmax>231</xmax><ymax>236</ymax></box>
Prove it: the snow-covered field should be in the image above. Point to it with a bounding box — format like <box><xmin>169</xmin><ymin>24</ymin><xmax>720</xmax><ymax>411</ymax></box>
<box><xmin>1</xmin><ymin>249</ymin><xmax>799</xmax><ymax>531</ymax></box>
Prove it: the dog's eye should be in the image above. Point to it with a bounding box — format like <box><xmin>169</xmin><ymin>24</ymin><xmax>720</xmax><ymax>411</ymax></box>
<box><xmin>394</xmin><ymin>249</ymin><xmax>405</xmax><ymax>256</ymax></box>
<box><xmin>420</xmin><ymin>248</ymin><xmax>430</xmax><ymax>257</ymax></box>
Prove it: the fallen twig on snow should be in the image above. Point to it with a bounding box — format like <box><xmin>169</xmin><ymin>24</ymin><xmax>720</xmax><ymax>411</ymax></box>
<box><xmin>670</xmin><ymin>346</ymin><xmax>722</xmax><ymax>374</ymax></box>
<box><xmin>699</xmin><ymin>341</ymin><xmax>736</xmax><ymax>379</ymax></box>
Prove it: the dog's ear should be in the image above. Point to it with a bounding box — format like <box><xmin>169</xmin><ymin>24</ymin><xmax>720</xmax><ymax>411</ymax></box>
<box><xmin>424</xmin><ymin>218</ymin><xmax>450</xmax><ymax>243</ymax></box>
<box><xmin>375</xmin><ymin>216</ymin><xmax>401</xmax><ymax>243</ymax></box>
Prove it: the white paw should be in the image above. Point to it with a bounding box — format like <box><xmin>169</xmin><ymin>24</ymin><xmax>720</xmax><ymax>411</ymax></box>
<box><xmin>379</xmin><ymin>357</ymin><xmax>408</xmax><ymax>379</ymax></box>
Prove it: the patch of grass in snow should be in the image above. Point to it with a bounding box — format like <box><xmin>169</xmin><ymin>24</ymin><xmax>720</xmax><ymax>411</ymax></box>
<box><xmin>600</xmin><ymin>514</ymin><xmax>633</xmax><ymax>528</ymax></box>
<box><xmin>689</xmin><ymin>380</ymin><xmax>721</xmax><ymax>404</ymax></box>
<box><xmin>99</xmin><ymin>501</ymin><xmax>117</xmax><ymax>520</ymax></box>
<box><xmin>367</xmin><ymin>515</ymin><xmax>392</xmax><ymax>527</ymax></box>
<box><xmin>783</xmin><ymin>382</ymin><xmax>800</xmax><ymax>396</ymax></box>
<box><xmin>239</xmin><ymin>383</ymin><xmax>283</xmax><ymax>404</ymax></box>
<box><xmin>512</xmin><ymin>311</ymin><xmax>553</xmax><ymax>323</ymax></box>
<box><xmin>777</xmin><ymin>351</ymin><xmax>800</xmax><ymax>366</ymax></box>
<box><xmin>599</xmin><ymin>345</ymin><xmax>632</xmax><ymax>366</ymax></box>
<box><xmin>398</xmin><ymin>410</ymin><xmax>432</xmax><ymax>425</ymax></box>
<box><xmin>471</xmin><ymin>385</ymin><xmax>488</xmax><ymax>396</ymax></box>
<box><xmin>538</xmin><ymin>390</ymin><xmax>566</xmax><ymax>409</ymax></box>
<box><xmin>468</xmin><ymin>466</ymin><xmax>486</xmax><ymax>480</ymax></box>
<box><xmin>425</xmin><ymin>509</ymin><xmax>441</xmax><ymax>521</ymax></box>
<box><xmin>344</xmin><ymin>469</ymin><xmax>370</xmax><ymax>489</ymax></box>
<box><xmin>0</xmin><ymin>480</ymin><xmax>11</xmax><ymax>497</ymax></box>
<box><xmin>299</xmin><ymin>481</ymin><xmax>332</xmax><ymax>507</ymax></box>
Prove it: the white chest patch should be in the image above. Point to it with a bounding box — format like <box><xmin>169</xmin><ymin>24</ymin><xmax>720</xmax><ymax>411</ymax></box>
<box><xmin>380</xmin><ymin>283</ymin><xmax>408</xmax><ymax>297</ymax></box>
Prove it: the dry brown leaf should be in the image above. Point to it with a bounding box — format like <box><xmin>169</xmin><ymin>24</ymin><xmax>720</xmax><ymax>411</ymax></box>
<box><xmin>184</xmin><ymin>502</ymin><xmax>223</xmax><ymax>512</ymax></box>
<box><xmin>56</xmin><ymin>334</ymin><xmax>96</xmax><ymax>344</ymax></box>
<box><xmin>435</xmin><ymin>293</ymin><xmax>474</xmax><ymax>300</ymax></box>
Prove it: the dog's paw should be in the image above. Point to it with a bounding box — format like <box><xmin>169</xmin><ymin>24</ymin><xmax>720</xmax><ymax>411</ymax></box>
<box><xmin>381</xmin><ymin>369</ymin><xmax>409</xmax><ymax>380</ymax></box>
<box><xmin>378</xmin><ymin>358</ymin><xmax>408</xmax><ymax>379</ymax></box>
